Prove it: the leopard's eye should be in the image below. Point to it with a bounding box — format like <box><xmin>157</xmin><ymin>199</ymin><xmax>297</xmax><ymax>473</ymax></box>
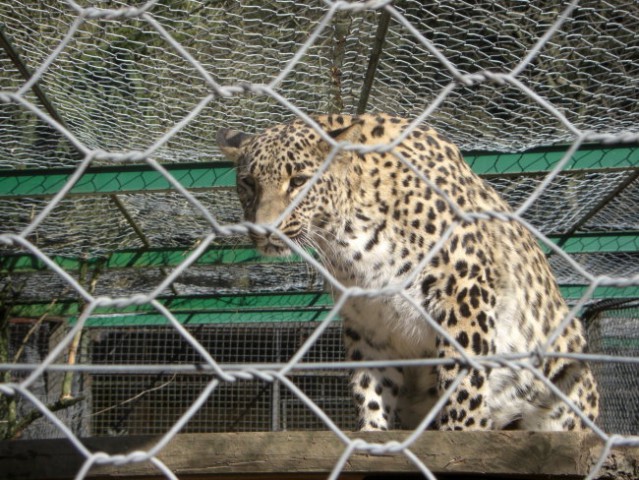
<box><xmin>238</xmin><ymin>175</ymin><xmax>256</xmax><ymax>193</ymax></box>
<box><xmin>289</xmin><ymin>175</ymin><xmax>308</xmax><ymax>190</ymax></box>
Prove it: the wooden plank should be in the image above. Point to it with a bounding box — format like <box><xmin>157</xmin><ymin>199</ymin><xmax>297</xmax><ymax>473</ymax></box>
<box><xmin>0</xmin><ymin>431</ymin><xmax>637</xmax><ymax>479</ymax></box>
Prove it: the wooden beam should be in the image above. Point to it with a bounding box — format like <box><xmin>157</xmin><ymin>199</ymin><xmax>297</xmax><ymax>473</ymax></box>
<box><xmin>0</xmin><ymin>431</ymin><xmax>637</xmax><ymax>479</ymax></box>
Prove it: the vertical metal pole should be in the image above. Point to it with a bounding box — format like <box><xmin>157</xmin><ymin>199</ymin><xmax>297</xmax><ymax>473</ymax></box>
<box><xmin>0</xmin><ymin>27</ymin><xmax>68</xmax><ymax>130</ymax></box>
<box><xmin>271</xmin><ymin>327</ymin><xmax>282</xmax><ymax>431</ymax></box>
<box><xmin>356</xmin><ymin>8</ymin><xmax>391</xmax><ymax>115</ymax></box>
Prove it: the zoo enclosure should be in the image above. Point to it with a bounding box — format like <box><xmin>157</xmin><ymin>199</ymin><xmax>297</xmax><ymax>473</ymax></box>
<box><xmin>1</xmin><ymin>0</ymin><xmax>639</xmax><ymax>479</ymax></box>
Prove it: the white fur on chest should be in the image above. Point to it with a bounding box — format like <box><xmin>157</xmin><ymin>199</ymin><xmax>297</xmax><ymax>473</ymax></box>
<box><xmin>340</xmin><ymin>294</ymin><xmax>436</xmax><ymax>359</ymax></box>
<box><xmin>321</xmin><ymin>223</ymin><xmax>437</xmax><ymax>357</ymax></box>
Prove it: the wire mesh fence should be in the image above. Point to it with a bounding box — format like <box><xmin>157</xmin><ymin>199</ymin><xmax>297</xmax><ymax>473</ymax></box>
<box><xmin>1</xmin><ymin>0</ymin><xmax>639</xmax><ymax>479</ymax></box>
<box><xmin>586</xmin><ymin>301</ymin><xmax>639</xmax><ymax>437</ymax></box>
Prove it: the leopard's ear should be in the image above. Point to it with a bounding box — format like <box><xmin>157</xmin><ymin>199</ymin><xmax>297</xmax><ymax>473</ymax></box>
<box><xmin>326</xmin><ymin>117</ymin><xmax>364</xmax><ymax>145</ymax></box>
<box><xmin>216</xmin><ymin>129</ymin><xmax>252</xmax><ymax>163</ymax></box>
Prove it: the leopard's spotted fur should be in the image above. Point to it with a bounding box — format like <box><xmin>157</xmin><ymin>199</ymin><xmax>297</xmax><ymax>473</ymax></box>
<box><xmin>217</xmin><ymin>113</ymin><xmax>599</xmax><ymax>431</ymax></box>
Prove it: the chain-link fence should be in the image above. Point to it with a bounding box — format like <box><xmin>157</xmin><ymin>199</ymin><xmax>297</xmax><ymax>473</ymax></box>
<box><xmin>1</xmin><ymin>0</ymin><xmax>639</xmax><ymax>479</ymax></box>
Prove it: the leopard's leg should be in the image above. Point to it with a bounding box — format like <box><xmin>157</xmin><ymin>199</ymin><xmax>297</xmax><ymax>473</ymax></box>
<box><xmin>344</xmin><ymin>325</ymin><xmax>404</xmax><ymax>431</ymax></box>
<box><xmin>531</xmin><ymin>357</ymin><xmax>599</xmax><ymax>431</ymax></box>
<box><xmin>432</xmin><ymin>296</ymin><xmax>497</xmax><ymax>430</ymax></box>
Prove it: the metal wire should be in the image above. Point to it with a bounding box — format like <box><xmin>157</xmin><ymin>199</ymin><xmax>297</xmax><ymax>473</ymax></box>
<box><xmin>1</xmin><ymin>1</ymin><xmax>639</xmax><ymax>479</ymax></box>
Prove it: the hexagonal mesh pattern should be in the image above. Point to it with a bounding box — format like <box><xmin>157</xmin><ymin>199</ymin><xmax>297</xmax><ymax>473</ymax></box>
<box><xmin>85</xmin><ymin>323</ymin><xmax>353</xmax><ymax>436</ymax></box>
<box><xmin>1</xmin><ymin>1</ymin><xmax>638</xmax><ymax>479</ymax></box>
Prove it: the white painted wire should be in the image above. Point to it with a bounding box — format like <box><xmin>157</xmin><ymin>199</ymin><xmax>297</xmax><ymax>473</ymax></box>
<box><xmin>1</xmin><ymin>1</ymin><xmax>638</xmax><ymax>479</ymax></box>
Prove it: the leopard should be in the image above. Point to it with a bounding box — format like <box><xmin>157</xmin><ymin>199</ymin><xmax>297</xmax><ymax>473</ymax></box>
<box><xmin>217</xmin><ymin>113</ymin><xmax>599</xmax><ymax>432</ymax></box>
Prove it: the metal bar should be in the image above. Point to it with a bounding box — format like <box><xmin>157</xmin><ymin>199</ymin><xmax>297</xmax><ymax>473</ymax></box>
<box><xmin>110</xmin><ymin>195</ymin><xmax>151</xmax><ymax>249</ymax></box>
<box><xmin>356</xmin><ymin>8</ymin><xmax>391</xmax><ymax>115</ymax></box>
<box><xmin>0</xmin><ymin>162</ymin><xmax>237</xmax><ymax>198</ymax></box>
<box><xmin>1</xmin><ymin>148</ymin><xmax>636</xmax><ymax>198</ymax></box>
<box><xmin>7</xmin><ymin>285</ymin><xmax>639</xmax><ymax>324</ymax></box>
<box><xmin>0</xmin><ymin>247</ymin><xmax>300</xmax><ymax>272</ymax></box>
<box><xmin>551</xmin><ymin>169</ymin><xmax>639</xmax><ymax>253</ymax></box>
<box><xmin>4</xmin><ymin>233</ymin><xmax>638</xmax><ymax>273</ymax></box>
<box><xmin>271</xmin><ymin>329</ymin><xmax>282</xmax><ymax>431</ymax></box>
<box><xmin>467</xmin><ymin>145</ymin><xmax>639</xmax><ymax>177</ymax></box>
<box><xmin>539</xmin><ymin>232</ymin><xmax>639</xmax><ymax>255</ymax></box>
<box><xmin>9</xmin><ymin>293</ymin><xmax>335</xmax><ymax>317</ymax></box>
<box><xmin>582</xmin><ymin>298</ymin><xmax>639</xmax><ymax>320</ymax></box>
<box><xmin>560</xmin><ymin>285</ymin><xmax>639</xmax><ymax>302</ymax></box>
<box><xmin>111</xmin><ymin>193</ymin><xmax>187</xmax><ymax>296</ymax></box>
<box><xmin>0</xmin><ymin>26</ymin><xmax>82</xmax><ymax>160</ymax></box>
<box><xmin>0</xmin><ymin>28</ymin><xmax>64</xmax><ymax>128</ymax></box>
<box><xmin>73</xmin><ymin>309</ymin><xmax>335</xmax><ymax>327</ymax></box>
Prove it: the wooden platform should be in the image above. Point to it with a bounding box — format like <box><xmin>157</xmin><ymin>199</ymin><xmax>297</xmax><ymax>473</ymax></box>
<box><xmin>1</xmin><ymin>431</ymin><xmax>638</xmax><ymax>479</ymax></box>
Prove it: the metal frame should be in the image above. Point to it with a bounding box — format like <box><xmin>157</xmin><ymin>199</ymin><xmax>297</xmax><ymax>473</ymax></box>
<box><xmin>1</xmin><ymin>19</ymin><xmax>637</xmax><ymax>328</ymax></box>
<box><xmin>1</xmin><ymin>148</ymin><xmax>636</xmax><ymax>198</ymax></box>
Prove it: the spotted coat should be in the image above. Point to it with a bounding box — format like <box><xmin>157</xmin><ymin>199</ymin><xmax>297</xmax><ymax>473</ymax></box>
<box><xmin>217</xmin><ymin>113</ymin><xmax>599</xmax><ymax>431</ymax></box>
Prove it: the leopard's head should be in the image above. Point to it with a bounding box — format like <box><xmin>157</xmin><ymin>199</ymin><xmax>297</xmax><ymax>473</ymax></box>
<box><xmin>217</xmin><ymin>116</ymin><xmax>363</xmax><ymax>256</ymax></box>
